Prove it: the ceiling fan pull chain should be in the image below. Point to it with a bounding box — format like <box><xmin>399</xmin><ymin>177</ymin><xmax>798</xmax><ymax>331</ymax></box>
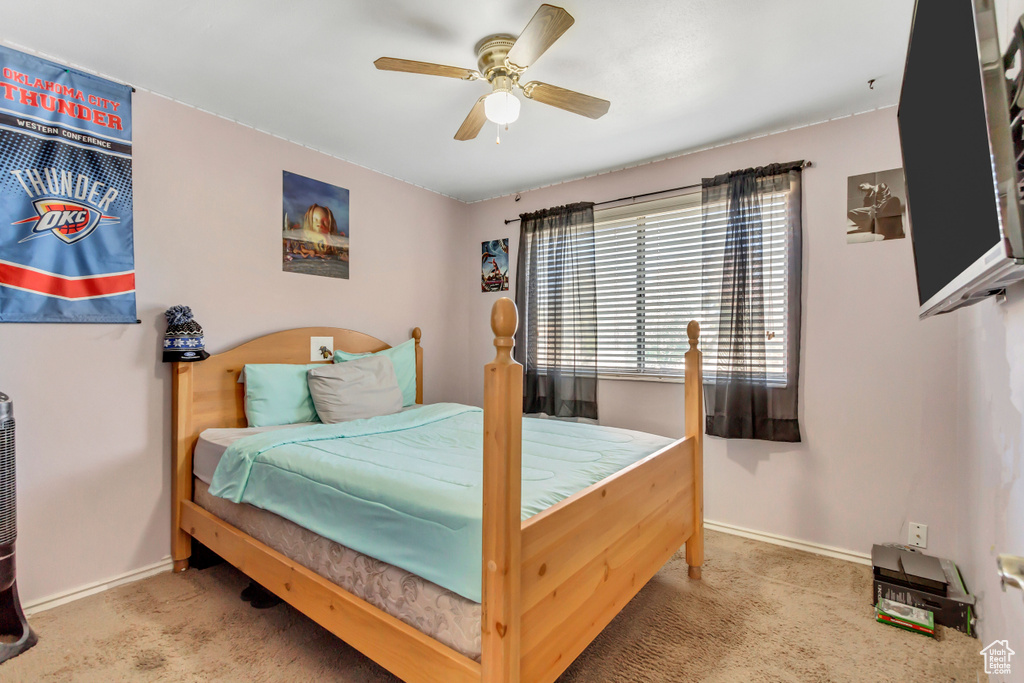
<box><xmin>496</xmin><ymin>122</ymin><xmax>501</xmax><ymax>145</ymax></box>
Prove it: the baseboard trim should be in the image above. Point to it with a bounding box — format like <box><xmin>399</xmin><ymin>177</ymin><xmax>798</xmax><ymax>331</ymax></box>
<box><xmin>24</xmin><ymin>557</ymin><xmax>174</xmax><ymax>616</ymax></box>
<box><xmin>705</xmin><ymin>519</ymin><xmax>872</xmax><ymax>566</ymax></box>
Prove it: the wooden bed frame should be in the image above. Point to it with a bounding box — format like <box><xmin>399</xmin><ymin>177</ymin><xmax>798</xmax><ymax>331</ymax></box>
<box><xmin>170</xmin><ymin>298</ymin><xmax>703</xmax><ymax>683</ymax></box>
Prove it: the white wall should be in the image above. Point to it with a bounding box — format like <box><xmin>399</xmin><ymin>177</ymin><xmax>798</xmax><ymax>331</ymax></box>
<box><xmin>461</xmin><ymin>108</ymin><xmax>964</xmax><ymax>562</ymax></box>
<box><xmin>4</xmin><ymin>91</ymin><xmax>468</xmax><ymax>603</ymax></box>
<box><xmin>952</xmin><ymin>0</ymin><xmax>1024</xmax><ymax>653</ymax></box>
<box><xmin>957</xmin><ymin>291</ymin><xmax>1024</xmax><ymax>648</ymax></box>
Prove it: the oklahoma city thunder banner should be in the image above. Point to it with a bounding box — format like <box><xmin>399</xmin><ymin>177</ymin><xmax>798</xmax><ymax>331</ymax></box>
<box><xmin>0</xmin><ymin>45</ymin><xmax>134</xmax><ymax>323</ymax></box>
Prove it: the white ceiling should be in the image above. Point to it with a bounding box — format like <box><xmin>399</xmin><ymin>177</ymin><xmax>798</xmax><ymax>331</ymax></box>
<box><xmin>1</xmin><ymin>1</ymin><xmax>915</xmax><ymax>202</ymax></box>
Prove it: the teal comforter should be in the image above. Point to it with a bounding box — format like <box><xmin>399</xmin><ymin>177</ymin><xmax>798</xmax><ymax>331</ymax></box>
<box><xmin>208</xmin><ymin>403</ymin><xmax>672</xmax><ymax>602</ymax></box>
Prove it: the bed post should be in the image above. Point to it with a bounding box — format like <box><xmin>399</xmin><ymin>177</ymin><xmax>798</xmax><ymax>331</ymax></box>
<box><xmin>481</xmin><ymin>298</ymin><xmax>523</xmax><ymax>683</ymax></box>
<box><xmin>413</xmin><ymin>327</ymin><xmax>423</xmax><ymax>405</ymax></box>
<box><xmin>684</xmin><ymin>320</ymin><xmax>704</xmax><ymax>580</ymax></box>
<box><xmin>171</xmin><ymin>362</ymin><xmax>194</xmax><ymax>572</ymax></box>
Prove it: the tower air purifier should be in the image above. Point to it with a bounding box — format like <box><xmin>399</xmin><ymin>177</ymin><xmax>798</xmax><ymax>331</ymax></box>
<box><xmin>0</xmin><ymin>392</ymin><xmax>37</xmax><ymax>662</ymax></box>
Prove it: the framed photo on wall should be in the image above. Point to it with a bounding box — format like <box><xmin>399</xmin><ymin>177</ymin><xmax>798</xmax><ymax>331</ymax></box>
<box><xmin>282</xmin><ymin>171</ymin><xmax>350</xmax><ymax>279</ymax></box>
<box><xmin>482</xmin><ymin>239</ymin><xmax>509</xmax><ymax>292</ymax></box>
<box><xmin>847</xmin><ymin>168</ymin><xmax>907</xmax><ymax>243</ymax></box>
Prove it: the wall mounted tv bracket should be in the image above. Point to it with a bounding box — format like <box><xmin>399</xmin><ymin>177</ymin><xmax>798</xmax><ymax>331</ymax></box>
<box><xmin>1003</xmin><ymin>15</ymin><xmax>1024</xmax><ymax>217</ymax></box>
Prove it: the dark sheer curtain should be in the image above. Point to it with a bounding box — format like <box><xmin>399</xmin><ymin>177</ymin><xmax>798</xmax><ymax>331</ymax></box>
<box><xmin>514</xmin><ymin>202</ymin><xmax>598</xmax><ymax>419</ymax></box>
<box><xmin>701</xmin><ymin>162</ymin><xmax>803</xmax><ymax>442</ymax></box>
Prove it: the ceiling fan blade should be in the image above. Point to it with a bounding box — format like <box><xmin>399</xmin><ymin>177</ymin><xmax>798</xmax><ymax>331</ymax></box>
<box><xmin>455</xmin><ymin>97</ymin><xmax>488</xmax><ymax>141</ymax></box>
<box><xmin>374</xmin><ymin>57</ymin><xmax>479</xmax><ymax>81</ymax></box>
<box><xmin>523</xmin><ymin>82</ymin><xmax>610</xmax><ymax>119</ymax></box>
<box><xmin>505</xmin><ymin>4</ymin><xmax>575</xmax><ymax>70</ymax></box>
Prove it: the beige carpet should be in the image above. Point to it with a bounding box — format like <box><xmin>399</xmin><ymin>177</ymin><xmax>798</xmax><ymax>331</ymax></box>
<box><xmin>3</xmin><ymin>531</ymin><xmax>986</xmax><ymax>682</ymax></box>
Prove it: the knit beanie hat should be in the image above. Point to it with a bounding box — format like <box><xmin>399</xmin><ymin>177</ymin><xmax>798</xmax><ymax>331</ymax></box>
<box><xmin>162</xmin><ymin>305</ymin><xmax>211</xmax><ymax>362</ymax></box>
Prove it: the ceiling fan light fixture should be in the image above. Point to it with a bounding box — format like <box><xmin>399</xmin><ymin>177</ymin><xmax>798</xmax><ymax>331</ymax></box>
<box><xmin>484</xmin><ymin>90</ymin><xmax>520</xmax><ymax>125</ymax></box>
<box><xmin>375</xmin><ymin>6</ymin><xmax>610</xmax><ymax>141</ymax></box>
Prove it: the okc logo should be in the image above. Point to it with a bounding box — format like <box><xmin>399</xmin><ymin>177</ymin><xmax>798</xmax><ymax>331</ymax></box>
<box><xmin>15</xmin><ymin>198</ymin><xmax>119</xmax><ymax>245</ymax></box>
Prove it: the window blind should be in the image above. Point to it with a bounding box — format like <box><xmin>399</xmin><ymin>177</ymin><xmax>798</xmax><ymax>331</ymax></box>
<box><xmin>584</xmin><ymin>190</ymin><xmax>794</xmax><ymax>383</ymax></box>
<box><xmin>531</xmin><ymin>227</ymin><xmax>598</xmax><ymax>373</ymax></box>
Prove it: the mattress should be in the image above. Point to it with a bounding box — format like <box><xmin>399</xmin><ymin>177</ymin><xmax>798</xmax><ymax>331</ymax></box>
<box><xmin>193</xmin><ymin>478</ymin><xmax>482</xmax><ymax>660</ymax></box>
<box><xmin>206</xmin><ymin>403</ymin><xmax>674</xmax><ymax>602</ymax></box>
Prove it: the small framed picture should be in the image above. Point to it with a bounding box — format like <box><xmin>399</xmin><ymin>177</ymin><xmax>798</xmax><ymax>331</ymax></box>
<box><xmin>847</xmin><ymin>168</ymin><xmax>907</xmax><ymax>243</ymax></box>
<box><xmin>482</xmin><ymin>239</ymin><xmax>509</xmax><ymax>292</ymax></box>
<box><xmin>283</xmin><ymin>171</ymin><xmax>351</xmax><ymax>279</ymax></box>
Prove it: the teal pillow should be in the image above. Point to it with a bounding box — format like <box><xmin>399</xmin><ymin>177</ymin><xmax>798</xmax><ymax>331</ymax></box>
<box><xmin>334</xmin><ymin>338</ymin><xmax>417</xmax><ymax>406</ymax></box>
<box><xmin>242</xmin><ymin>363</ymin><xmax>322</xmax><ymax>427</ymax></box>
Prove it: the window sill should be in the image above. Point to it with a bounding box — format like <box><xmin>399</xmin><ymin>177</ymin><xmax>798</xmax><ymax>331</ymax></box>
<box><xmin>598</xmin><ymin>373</ymin><xmax>686</xmax><ymax>384</ymax></box>
<box><xmin>597</xmin><ymin>373</ymin><xmax>788</xmax><ymax>389</ymax></box>
<box><xmin>534</xmin><ymin>369</ymin><xmax>787</xmax><ymax>388</ymax></box>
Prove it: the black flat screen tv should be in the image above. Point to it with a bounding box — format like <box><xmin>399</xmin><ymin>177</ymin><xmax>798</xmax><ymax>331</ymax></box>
<box><xmin>899</xmin><ymin>0</ymin><xmax>1024</xmax><ymax>317</ymax></box>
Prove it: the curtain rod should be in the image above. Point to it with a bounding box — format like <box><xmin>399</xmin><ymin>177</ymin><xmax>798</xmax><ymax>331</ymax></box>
<box><xmin>502</xmin><ymin>160</ymin><xmax>813</xmax><ymax>225</ymax></box>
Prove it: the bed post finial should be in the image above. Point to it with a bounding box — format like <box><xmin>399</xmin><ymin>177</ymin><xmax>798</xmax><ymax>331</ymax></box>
<box><xmin>687</xmin><ymin>320</ymin><xmax>700</xmax><ymax>350</ymax></box>
<box><xmin>482</xmin><ymin>296</ymin><xmax>522</xmax><ymax>683</ymax></box>
<box><xmin>491</xmin><ymin>297</ymin><xmax>517</xmax><ymax>359</ymax></box>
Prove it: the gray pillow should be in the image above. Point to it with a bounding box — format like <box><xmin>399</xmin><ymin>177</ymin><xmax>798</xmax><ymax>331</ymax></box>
<box><xmin>306</xmin><ymin>355</ymin><xmax>403</xmax><ymax>423</ymax></box>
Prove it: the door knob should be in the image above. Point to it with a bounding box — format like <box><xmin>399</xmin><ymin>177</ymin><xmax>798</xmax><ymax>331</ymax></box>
<box><xmin>997</xmin><ymin>555</ymin><xmax>1024</xmax><ymax>599</ymax></box>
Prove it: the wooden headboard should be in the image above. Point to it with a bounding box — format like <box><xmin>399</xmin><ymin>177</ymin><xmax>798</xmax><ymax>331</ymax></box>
<box><xmin>170</xmin><ymin>325</ymin><xmax>422</xmax><ymax>569</ymax></box>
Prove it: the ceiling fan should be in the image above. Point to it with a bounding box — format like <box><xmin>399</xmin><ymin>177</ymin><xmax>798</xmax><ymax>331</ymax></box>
<box><xmin>374</xmin><ymin>4</ymin><xmax>610</xmax><ymax>142</ymax></box>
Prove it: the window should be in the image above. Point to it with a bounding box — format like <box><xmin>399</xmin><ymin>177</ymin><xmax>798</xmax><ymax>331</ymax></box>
<box><xmin>591</xmin><ymin>189</ymin><xmax>795</xmax><ymax>383</ymax></box>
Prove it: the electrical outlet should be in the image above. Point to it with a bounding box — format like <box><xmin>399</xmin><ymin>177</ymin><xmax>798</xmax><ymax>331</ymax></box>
<box><xmin>909</xmin><ymin>523</ymin><xmax>928</xmax><ymax>549</ymax></box>
<box><xmin>310</xmin><ymin>336</ymin><xmax>334</xmax><ymax>361</ymax></box>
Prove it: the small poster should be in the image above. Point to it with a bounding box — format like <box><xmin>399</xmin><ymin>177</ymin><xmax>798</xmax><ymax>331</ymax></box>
<box><xmin>282</xmin><ymin>171</ymin><xmax>350</xmax><ymax>279</ymax></box>
<box><xmin>847</xmin><ymin>168</ymin><xmax>907</xmax><ymax>243</ymax></box>
<box><xmin>482</xmin><ymin>239</ymin><xmax>509</xmax><ymax>292</ymax></box>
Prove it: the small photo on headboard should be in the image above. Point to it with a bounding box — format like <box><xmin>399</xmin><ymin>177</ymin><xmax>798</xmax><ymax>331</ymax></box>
<box><xmin>310</xmin><ymin>336</ymin><xmax>334</xmax><ymax>361</ymax></box>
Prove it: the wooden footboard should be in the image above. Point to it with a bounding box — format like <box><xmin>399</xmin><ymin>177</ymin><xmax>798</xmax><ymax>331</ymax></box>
<box><xmin>518</xmin><ymin>438</ymin><xmax>695</xmax><ymax>683</ymax></box>
<box><xmin>481</xmin><ymin>299</ymin><xmax>704</xmax><ymax>683</ymax></box>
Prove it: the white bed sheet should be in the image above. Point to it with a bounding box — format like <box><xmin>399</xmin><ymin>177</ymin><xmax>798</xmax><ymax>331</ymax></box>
<box><xmin>193</xmin><ymin>423</ymin><xmax>314</xmax><ymax>484</ymax></box>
